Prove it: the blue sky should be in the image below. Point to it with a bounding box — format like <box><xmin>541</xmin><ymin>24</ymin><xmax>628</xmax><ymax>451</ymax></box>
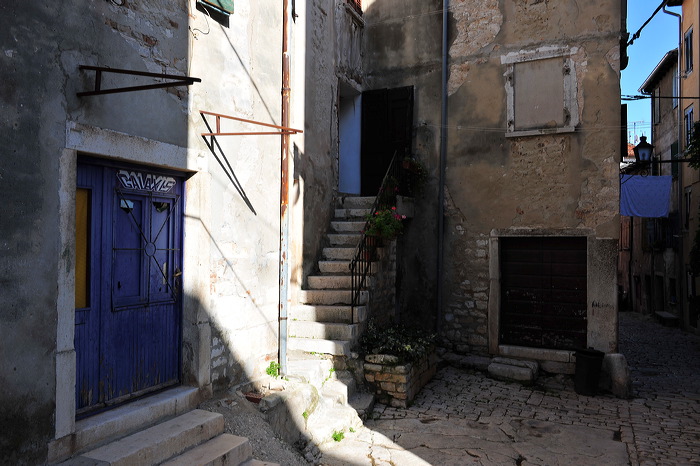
<box><xmin>621</xmin><ymin>1</ymin><xmax>681</xmax><ymax>144</ymax></box>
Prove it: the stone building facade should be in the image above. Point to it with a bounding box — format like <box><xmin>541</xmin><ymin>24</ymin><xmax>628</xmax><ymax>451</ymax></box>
<box><xmin>361</xmin><ymin>0</ymin><xmax>625</xmax><ymax>361</ymax></box>
<box><xmin>0</xmin><ymin>0</ymin><xmax>626</xmax><ymax>462</ymax></box>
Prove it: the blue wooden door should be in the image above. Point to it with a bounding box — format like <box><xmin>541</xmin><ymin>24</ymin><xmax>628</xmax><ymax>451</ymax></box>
<box><xmin>76</xmin><ymin>159</ymin><xmax>183</xmax><ymax>414</ymax></box>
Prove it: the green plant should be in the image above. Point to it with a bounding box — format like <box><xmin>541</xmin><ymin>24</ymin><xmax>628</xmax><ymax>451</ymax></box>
<box><xmin>332</xmin><ymin>430</ymin><xmax>345</xmax><ymax>442</ymax></box>
<box><xmin>359</xmin><ymin>320</ymin><xmax>437</xmax><ymax>364</ymax></box>
<box><xmin>402</xmin><ymin>157</ymin><xmax>428</xmax><ymax>194</ymax></box>
<box><xmin>365</xmin><ymin>207</ymin><xmax>406</xmax><ymax>240</ymax></box>
<box><xmin>349</xmin><ymin>427</ymin><xmax>356</xmax><ymax>433</ymax></box>
<box><xmin>266</xmin><ymin>361</ymin><xmax>281</xmax><ymax>378</ymax></box>
<box><xmin>302</xmin><ymin>410</ymin><xmax>309</xmax><ymax>420</ymax></box>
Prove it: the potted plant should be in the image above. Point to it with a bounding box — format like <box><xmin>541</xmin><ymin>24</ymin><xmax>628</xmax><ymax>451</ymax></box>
<box><xmin>401</xmin><ymin>157</ymin><xmax>427</xmax><ymax>195</ymax></box>
<box><xmin>365</xmin><ymin>207</ymin><xmax>406</xmax><ymax>240</ymax></box>
<box><xmin>358</xmin><ymin>320</ymin><xmax>437</xmax><ymax>408</ymax></box>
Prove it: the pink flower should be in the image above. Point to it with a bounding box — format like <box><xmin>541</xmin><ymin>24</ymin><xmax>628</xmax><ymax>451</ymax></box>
<box><xmin>391</xmin><ymin>207</ymin><xmax>396</xmax><ymax>211</ymax></box>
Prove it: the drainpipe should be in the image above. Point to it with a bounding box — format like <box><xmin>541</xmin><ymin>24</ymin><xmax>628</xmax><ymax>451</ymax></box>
<box><xmin>663</xmin><ymin>4</ymin><xmax>683</xmax><ymax>326</ymax></box>
<box><xmin>437</xmin><ymin>0</ymin><xmax>449</xmax><ymax>332</ymax></box>
<box><xmin>279</xmin><ymin>0</ymin><xmax>292</xmax><ymax>376</ymax></box>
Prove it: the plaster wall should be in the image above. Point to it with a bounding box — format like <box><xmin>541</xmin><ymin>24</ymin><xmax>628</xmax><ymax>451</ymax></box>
<box><xmin>363</xmin><ymin>0</ymin><xmax>622</xmax><ymax>355</ymax></box>
<box><xmin>0</xmin><ymin>0</ymin><xmax>340</xmax><ymax>461</ymax></box>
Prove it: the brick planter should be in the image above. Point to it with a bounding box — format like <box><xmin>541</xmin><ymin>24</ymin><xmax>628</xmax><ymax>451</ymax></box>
<box><xmin>363</xmin><ymin>350</ymin><xmax>437</xmax><ymax>408</ymax></box>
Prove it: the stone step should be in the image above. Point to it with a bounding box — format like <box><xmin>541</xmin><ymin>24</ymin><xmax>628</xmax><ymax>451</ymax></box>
<box><xmin>299</xmin><ymin>289</ymin><xmax>367</xmax><ymax>306</ymax></box>
<box><xmin>321</xmin><ymin>376</ymin><xmax>357</xmax><ymax>407</ymax></box>
<box><xmin>287</xmin><ymin>358</ymin><xmax>336</xmax><ymax>387</ymax></box>
<box><xmin>287</xmin><ymin>337</ymin><xmax>351</xmax><ymax>357</ymax></box>
<box><xmin>308</xmin><ymin>275</ymin><xmax>353</xmax><ymax>290</ymax></box>
<box><xmin>488</xmin><ymin>358</ymin><xmax>538</xmax><ymax>385</ymax></box>
<box><xmin>290</xmin><ymin>304</ymin><xmax>364</xmax><ymax>324</ymax></box>
<box><xmin>322</xmin><ymin>247</ymin><xmax>356</xmax><ymax>261</ymax></box>
<box><xmin>318</xmin><ymin>260</ymin><xmax>351</xmax><ymax>274</ymax></box>
<box><xmin>335</xmin><ymin>208</ymin><xmax>372</xmax><ymax>219</ymax></box>
<box><xmin>349</xmin><ymin>392</ymin><xmax>376</xmax><ymax>420</ymax></box>
<box><xmin>240</xmin><ymin>459</ymin><xmax>279</xmax><ymax>466</ymax></box>
<box><xmin>331</xmin><ymin>220</ymin><xmax>366</xmax><ymax>233</ymax></box>
<box><xmin>305</xmin><ymin>403</ymin><xmax>363</xmax><ymax>444</ymax></box>
<box><xmin>328</xmin><ymin>233</ymin><xmax>362</xmax><ymax>247</ymax></box>
<box><xmin>76</xmin><ymin>409</ymin><xmax>223</xmax><ymax>466</ymax></box>
<box><xmin>337</xmin><ymin>196</ymin><xmax>375</xmax><ymax>209</ymax></box>
<box><xmin>160</xmin><ymin>433</ymin><xmax>252</xmax><ymax>466</ymax></box>
<box><xmin>289</xmin><ymin>321</ymin><xmax>358</xmax><ymax>341</ymax></box>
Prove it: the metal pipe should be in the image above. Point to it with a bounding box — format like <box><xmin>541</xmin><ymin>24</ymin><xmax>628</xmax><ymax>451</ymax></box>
<box><xmin>279</xmin><ymin>0</ymin><xmax>292</xmax><ymax>376</ymax></box>
<box><xmin>437</xmin><ymin>0</ymin><xmax>449</xmax><ymax>333</ymax></box>
<box><xmin>662</xmin><ymin>3</ymin><xmax>683</xmax><ymax>328</ymax></box>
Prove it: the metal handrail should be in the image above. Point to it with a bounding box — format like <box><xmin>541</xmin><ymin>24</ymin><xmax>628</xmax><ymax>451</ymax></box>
<box><xmin>350</xmin><ymin>151</ymin><xmax>402</xmax><ymax>307</ymax></box>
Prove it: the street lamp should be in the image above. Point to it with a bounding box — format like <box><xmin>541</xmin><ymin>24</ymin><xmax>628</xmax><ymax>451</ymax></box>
<box><xmin>633</xmin><ymin>136</ymin><xmax>654</xmax><ymax>164</ymax></box>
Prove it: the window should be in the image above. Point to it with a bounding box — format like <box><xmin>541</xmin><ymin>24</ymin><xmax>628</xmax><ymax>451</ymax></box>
<box><xmin>685</xmin><ymin>28</ymin><xmax>693</xmax><ymax>74</ymax></box>
<box><xmin>685</xmin><ymin>105</ymin><xmax>694</xmax><ymax>147</ymax></box>
<box><xmin>75</xmin><ymin>188</ymin><xmax>90</xmax><ymax>309</ymax></box>
<box><xmin>673</xmin><ymin>68</ymin><xmax>679</xmax><ymax>109</ymax></box>
<box><xmin>685</xmin><ymin>187</ymin><xmax>692</xmax><ymax>231</ymax></box>
<box><xmin>346</xmin><ymin>0</ymin><xmax>362</xmax><ymax>15</ymax></box>
<box><xmin>653</xmin><ymin>88</ymin><xmax>661</xmax><ymax>125</ymax></box>
<box><xmin>672</xmin><ymin>141</ymin><xmax>680</xmax><ymax>178</ymax></box>
<box><xmin>503</xmin><ymin>47</ymin><xmax>579</xmax><ymax>136</ymax></box>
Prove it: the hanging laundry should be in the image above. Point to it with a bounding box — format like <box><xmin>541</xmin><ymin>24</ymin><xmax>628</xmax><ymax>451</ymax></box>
<box><xmin>620</xmin><ymin>175</ymin><xmax>672</xmax><ymax>218</ymax></box>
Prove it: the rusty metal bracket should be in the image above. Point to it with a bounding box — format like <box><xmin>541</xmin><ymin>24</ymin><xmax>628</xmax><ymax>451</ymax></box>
<box><xmin>199</xmin><ymin>110</ymin><xmax>303</xmax><ymax>137</ymax></box>
<box><xmin>77</xmin><ymin>65</ymin><xmax>201</xmax><ymax>97</ymax></box>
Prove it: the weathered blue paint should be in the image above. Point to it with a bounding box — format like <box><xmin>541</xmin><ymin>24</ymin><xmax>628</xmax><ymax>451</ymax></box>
<box><xmin>76</xmin><ymin>158</ymin><xmax>182</xmax><ymax>414</ymax></box>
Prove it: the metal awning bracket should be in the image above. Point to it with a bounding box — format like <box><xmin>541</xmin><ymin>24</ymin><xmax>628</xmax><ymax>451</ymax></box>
<box><xmin>199</xmin><ymin>110</ymin><xmax>303</xmax><ymax>137</ymax></box>
<box><xmin>77</xmin><ymin>65</ymin><xmax>201</xmax><ymax>97</ymax></box>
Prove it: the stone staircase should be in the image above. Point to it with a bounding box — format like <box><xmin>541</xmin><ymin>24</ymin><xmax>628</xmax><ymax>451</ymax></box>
<box><xmin>288</xmin><ymin>196</ymin><xmax>376</xmax><ymax>357</ymax></box>
<box><xmin>260</xmin><ymin>357</ymin><xmax>374</xmax><ymax>460</ymax></box>
<box><xmin>56</xmin><ymin>388</ymin><xmax>274</xmax><ymax>466</ymax></box>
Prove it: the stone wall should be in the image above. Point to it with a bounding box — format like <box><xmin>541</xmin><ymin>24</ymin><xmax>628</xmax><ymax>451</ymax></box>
<box><xmin>363</xmin><ymin>351</ymin><xmax>438</xmax><ymax>408</ymax></box>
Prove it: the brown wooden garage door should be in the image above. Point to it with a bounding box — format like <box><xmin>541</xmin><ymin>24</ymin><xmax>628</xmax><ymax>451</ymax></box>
<box><xmin>500</xmin><ymin>237</ymin><xmax>587</xmax><ymax>350</ymax></box>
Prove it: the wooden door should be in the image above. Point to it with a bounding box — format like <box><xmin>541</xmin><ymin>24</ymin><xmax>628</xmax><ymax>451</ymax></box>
<box><xmin>500</xmin><ymin>237</ymin><xmax>587</xmax><ymax>350</ymax></box>
<box><xmin>75</xmin><ymin>159</ymin><xmax>182</xmax><ymax>414</ymax></box>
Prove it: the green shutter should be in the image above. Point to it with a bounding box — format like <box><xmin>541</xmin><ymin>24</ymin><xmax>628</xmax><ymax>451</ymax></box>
<box><xmin>200</xmin><ymin>0</ymin><xmax>233</xmax><ymax>14</ymax></box>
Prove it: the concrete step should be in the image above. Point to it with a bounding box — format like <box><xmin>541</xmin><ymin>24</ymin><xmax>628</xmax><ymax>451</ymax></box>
<box><xmin>337</xmin><ymin>196</ymin><xmax>375</xmax><ymax>209</ymax></box>
<box><xmin>52</xmin><ymin>387</ymin><xmax>202</xmax><ymax>462</ymax></box>
<box><xmin>290</xmin><ymin>304</ymin><xmax>355</xmax><ymax>324</ymax></box>
<box><xmin>331</xmin><ymin>220</ymin><xmax>366</xmax><ymax>233</ymax></box>
<box><xmin>76</xmin><ymin>409</ymin><xmax>223</xmax><ymax>466</ymax></box>
<box><xmin>322</xmin><ymin>247</ymin><xmax>356</xmax><ymax>261</ymax></box>
<box><xmin>299</xmin><ymin>289</ymin><xmax>367</xmax><ymax>306</ymax></box>
<box><xmin>289</xmin><ymin>321</ymin><xmax>358</xmax><ymax>341</ymax></box>
<box><xmin>308</xmin><ymin>275</ymin><xmax>353</xmax><ymax>290</ymax></box>
<box><xmin>287</xmin><ymin>337</ymin><xmax>351</xmax><ymax>357</ymax></box>
<box><xmin>160</xmin><ymin>433</ymin><xmax>251</xmax><ymax>466</ymax></box>
<box><xmin>327</xmin><ymin>233</ymin><xmax>362</xmax><ymax>247</ymax></box>
<box><xmin>334</xmin><ymin>208</ymin><xmax>371</xmax><ymax>219</ymax></box>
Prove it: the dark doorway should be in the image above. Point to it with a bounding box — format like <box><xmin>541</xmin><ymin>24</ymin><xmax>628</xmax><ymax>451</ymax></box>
<box><xmin>360</xmin><ymin>86</ymin><xmax>413</xmax><ymax>195</ymax></box>
<box><xmin>500</xmin><ymin>236</ymin><xmax>587</xmax><ymax>350</ymax></box>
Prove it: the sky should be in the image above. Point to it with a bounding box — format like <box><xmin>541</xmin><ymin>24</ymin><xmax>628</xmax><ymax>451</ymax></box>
<box><xmin>621</xmin><ymin>1</ymin><xmax>681</xmax><ymax>144</ymax></box>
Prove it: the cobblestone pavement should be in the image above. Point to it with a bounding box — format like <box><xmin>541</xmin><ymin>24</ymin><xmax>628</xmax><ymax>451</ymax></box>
<box><xmin>320</xmin><ymin>312</ymin><xmax>700</xmax><ymax>465</ymax></box>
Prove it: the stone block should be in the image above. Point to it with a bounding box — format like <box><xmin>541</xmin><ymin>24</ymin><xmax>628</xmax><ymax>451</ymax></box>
<box><xmin>365</xmin><ymin>354</ymin><xmax>399</xmax><ymax>365</ymax></box>
<box><xmin>488</xmin><ymin>362</ymin><xmax>535</xmax><ymax>384</ymax></box>
<box><xmin>492</xmin><ymin>357</ymin><xmax>539</xmax><ymax>373</ymax></box>
<box><xmin>601</xmin><ymin>353</ymin><xmax>632</xmax><ymax>399</ymax></box>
